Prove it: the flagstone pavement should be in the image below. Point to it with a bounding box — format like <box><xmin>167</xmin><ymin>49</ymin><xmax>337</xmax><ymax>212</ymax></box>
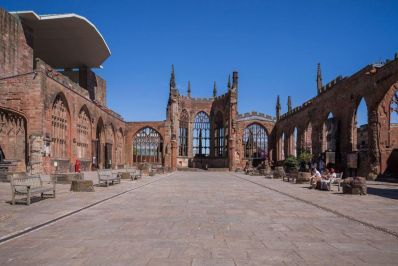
<box><xmin>0</xmin><ymin>171</ymin><xmax>398</xmax><ymax>266</ymax></box>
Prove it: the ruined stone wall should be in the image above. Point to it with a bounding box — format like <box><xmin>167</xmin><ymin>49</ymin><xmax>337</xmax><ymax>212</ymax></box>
<box><xmin>236</xmin><ymin>113</ymin><xmax>275</xmax><ymax>169</ymax></box>
<box><xmin>125</xmin><ymin>121</ymin><xmax>168</xmax><ymax>168</ymax></box>
<box><xmin>273</xmin><ymin>58</ymin><xmax>398</xmax><ymax>178</ymax></box>
<box><xmin>0</xmin><ymin>8</ymin><xmax>34</xmax><ymax>79</ymax></box>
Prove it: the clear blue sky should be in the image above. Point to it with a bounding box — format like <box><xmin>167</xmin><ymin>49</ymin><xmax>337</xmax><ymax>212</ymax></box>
<box><xmin>2</xmin><ymin>0</ymin><xmax>398</xmax><ymax>123</ymax></box>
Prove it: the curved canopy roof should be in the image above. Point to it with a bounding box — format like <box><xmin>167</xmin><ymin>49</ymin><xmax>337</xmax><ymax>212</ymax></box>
<box><xmin>12</xmin><ymin>11</ymin><xmax>111</xmax><ymax>68</ymax></box>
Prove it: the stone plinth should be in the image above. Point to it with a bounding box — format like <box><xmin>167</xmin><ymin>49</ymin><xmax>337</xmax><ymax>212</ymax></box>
<box><xmin>70</xmin><ymin>180</ymin><xmax>94</xmax><ymax>192</ymax></box>
<box><xmin>342</xmin><ymin>177</ymin><xmax>367</xmax><ymax>195</ymax></box>
<box><xmin>296</xmin><ymin>172</ymin><xmax>311</xmax><ymax>184</ymax></box>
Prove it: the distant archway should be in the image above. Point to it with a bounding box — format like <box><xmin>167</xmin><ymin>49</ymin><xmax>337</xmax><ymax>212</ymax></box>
<box><xmin>243</xmin><ymin>123</ymin><xmax>268</xmax><ymax>167</ymax></box>
<box><xmin>303</xmin><ymin>122</ymin><xmax>313</xmax><ymax>154</ymax></box>
<box><xmin>132</xmin><ymin>127</ymin><xmax>163</xmax><ymax>164</ymax></box>
<box><xmin>193</xmin><ymin>111</ymin><xmax>210</xmax><ymax>157</ymax></box>
<box><xmin>322</xmin><ymin>112</ymin><xmax>337</xmax><ymax>152</ymax></box>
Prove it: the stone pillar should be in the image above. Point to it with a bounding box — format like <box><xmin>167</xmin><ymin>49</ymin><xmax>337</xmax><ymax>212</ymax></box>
<box><xmin>367</xmin><ymin>107</ymin><xmax>381</xmax><ymax>179</ymax></box>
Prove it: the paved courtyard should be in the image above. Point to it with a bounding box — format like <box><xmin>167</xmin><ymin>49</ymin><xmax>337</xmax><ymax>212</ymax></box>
<box><xmin>1</xmin><ymin>172</ymin><xmax>398</xmax><ymax>265</ymax></box>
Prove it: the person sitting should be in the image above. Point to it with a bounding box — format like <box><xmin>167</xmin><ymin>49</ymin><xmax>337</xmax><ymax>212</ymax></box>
<box><xmin>309</xmin><ymin>167</ymin><xmax>321</xmax><ymax>189</ymax></box>
<box><xmin>320</xmin><ymin>168</ymin><xmax>336</xmax><ymax>190</ymax></box>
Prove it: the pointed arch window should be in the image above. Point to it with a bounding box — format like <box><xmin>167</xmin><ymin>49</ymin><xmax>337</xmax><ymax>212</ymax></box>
<box><xmin>133</xmin><ymin>127</ymin><xmax>163</xmax><ymax>163</ymax></box>
<box><xmin>214</xmin><ymin>112</ymin><xmax>226</xmax><ymax>157</ymax></box>
<box><xmin>243</xmin><ymin>123</ymin><xmax>268</xmax><ymax>166</ymax></box>
<box><xmin>51</xmin><ymin>96</ymin><xmax>69</xmax><ymax>158</ymax></box>
<box><xmin>179</xmin><ymin>110</ymin><xmax>189</xmax><ymax>156</ymax></box>
<box><xmin>193</xmin><ymin>112</ymin><xmax>210</xmax><ymax>157</ymax></box>
<box><xmin>77</xmin><ymin>108</ymin><xmax>90</xmax><ymax>159</ymax></box>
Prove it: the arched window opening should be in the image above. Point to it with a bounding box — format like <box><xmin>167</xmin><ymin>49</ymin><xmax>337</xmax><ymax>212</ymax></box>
<box><xmin>193</xmin><ymin>112</ymin><xmax>210</xmax><ymax>157</ymax></box>
<box><xmin>214</xmin><ymin>112</ymin><xmax>226</xmax><ymax>157</ymax></box>
<box><xmin>323</xmin><ymin>112</ymin><xmax>337</xmax><ymax>152</ymax></box>
<box><xmin>353</xmin><ymin>98</ymin><xmax>368</xmax><ymax>151</ymax></box>
<box><xmin>0</xmin><ymin>109</ymin><xmax>26</xmax><ymax>165</ymax></box>
<box><xmin>51</xmin><ymin>96</ymin><xmax>69</xmax><ymax>158</ymax></box>
<box><xmin>94</xmin><ymin>119</ymin><xmax>105</xmax><ymax>169</ymax></box>
<box><xmin>133</xmin><ymin>127</ymin><xmax>163</xmax><ymax>164</ymax></box>
<box><xmin>178</xmin><ymin>110</ymin><xmax>189</xmax><ymax>156</ymax></box>
<box><xmin>243</xmin><ymin>123</ymin><xmax>268</xmax><ymax>167</ymax></box>
<box><xmin>389</xmin><ymin>91</ymin><xmax>398</xmax><ymax>146</ymax></box>
<box><xmin>77</xmin><ymin>108</ymin><xmax>90</xmax><ymax>159</ymax></box>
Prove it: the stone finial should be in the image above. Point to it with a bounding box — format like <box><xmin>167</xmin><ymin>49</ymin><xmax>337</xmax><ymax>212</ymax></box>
<box><xmin>187</xmin><ymin>80</ymin><xmax>191</xmax><ymax>97</ymax></box>
<box><xmin>395</xmin><ymin>52</ymin><xmax>398</xmax><ymax>60</ymax></box>
<box><xmin>227</xmin><ymin>74</ymin><xmax>231</xmax><ymax>90</ymax></box>
<box><xmin>232</xmin><ymin>71</ymin><xmax>238</xmax><ymax>91</ymax></box>
<box><xmin>276</xmin><ymin>95</ymin><xmax>281</xmax><ymax>120</ymax></box>
<box><xmin>169</xmin><ymin>64</ymin><xmax>176</xmax><ymax>90</ymax></box>
<box><xmin>317</xmin><ymin>63</ymin><xmax>323</xmax><ymax>94</ymax></box>
<box><xmin>287</xmin><ymin>96</ymin><xmax>292</xmax><ymax>113</ymax></box>
<box><xmin>213</xmin><ymin>81</ymin><xmax>217</xmax><ymax>97</ymax></box>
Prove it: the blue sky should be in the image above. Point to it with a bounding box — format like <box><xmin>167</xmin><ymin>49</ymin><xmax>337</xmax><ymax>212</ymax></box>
<box><xmin>2</xmin><ymin>0</ymin><xmax>397</xmax><ymax>123</ymax></box>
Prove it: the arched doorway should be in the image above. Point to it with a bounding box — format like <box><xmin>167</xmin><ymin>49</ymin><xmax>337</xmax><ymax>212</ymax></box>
<box><xmin>132</xmin><ymin>127</ymin><xmax>163</xmax><ymax>164</ymax></box>
<box><xmin>243</xmin><ymin>123</ymin><xmax>268</xmax><ymax>167</ymax></box>
<box><xmin>352</xmin><ymin>98</ymin><xmax>369</xmax><ymax>176</ymax></box>
<box><xmin>193</xmin><ymin>112</ymin><xmax>210</xmax><ymax>157</ymax></box>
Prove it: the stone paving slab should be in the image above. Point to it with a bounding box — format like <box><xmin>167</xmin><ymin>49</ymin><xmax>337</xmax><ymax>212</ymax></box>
<box><xmin>232</xmin><ymin>173</ymin><xmax>398</xmax><ymax>236</ymax></box>
<box><xmin>0</xmin><ymin>172</ymin><xmax>397</xmax><ymax>265</ymax></box>
<box><xmin>0</xmin><ymin>172</ymin><xmax>167</xmax><ymax>240</ymax></box>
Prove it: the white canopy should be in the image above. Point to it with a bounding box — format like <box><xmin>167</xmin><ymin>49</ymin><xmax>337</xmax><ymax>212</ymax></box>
<box><xmin>12</xmin><ymin>11</ymin><xmax>111</xmax><ymax>68</ymax></box>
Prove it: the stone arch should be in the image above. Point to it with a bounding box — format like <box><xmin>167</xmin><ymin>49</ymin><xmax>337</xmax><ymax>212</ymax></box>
<box><xmin>132</xmin><ymin>127</ymin><xmax>163</xmax><ymax>164</ymax></box>
<box><xmin>376</xmin><ymin>82</ymin><xmax>398</xmax><ymax>176</ymax></box>
<box><xmin>76</xmin><ymin>105</ymin><xmax>92</xmax><ymax>160</ymax></box>
<box><xmin>322</xmin><ymin>111</ymin><xmax>337</xmax><ymax>153</ymax></box>
<box><xmin>193</xmin><ymin>111</ymin><xmax>210</xmax><ymax>157</ymax></box>
<box><xmin>242</xmin><ymin>123</ymin><xmax>269</xmax><ymax>167</ymax></box>
<box><xmin>50</xmin><ymin>93</ymin><xmax>71</xmax><ymax>159</ymax></box>
<box><xmin>95</xmin><ymin>117</ymin><xmax>105</xmax><ymax>169</ymax></box>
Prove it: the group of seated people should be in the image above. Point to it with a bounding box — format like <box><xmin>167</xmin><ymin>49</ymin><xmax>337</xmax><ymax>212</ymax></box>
<box><xmin>309</xmin><ymin>167</ymin><xmax>337</xmax><ymax>190</ymax></box>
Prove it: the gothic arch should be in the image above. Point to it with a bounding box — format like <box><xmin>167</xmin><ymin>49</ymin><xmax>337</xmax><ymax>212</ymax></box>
<box><xmin>50</xmin><ymin>93</ymin><xmax>71</xmax><ymax>159</ymax></box>
<box><xmin>76</xmin><ymin>105</ymin><xmax>91</xmax><ymax>160</ymax></box>
<box><xmin>132</xmin><ymin>127</ymin><xmax>163</xmax><ymax>164</ymax></box>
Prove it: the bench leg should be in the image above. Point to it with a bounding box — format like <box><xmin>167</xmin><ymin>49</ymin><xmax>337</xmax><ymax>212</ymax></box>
<box><xmin>53</xmin><ymin>189</ymin><xmax>56</xmax><ymax>198</ymax></box>
<box><xmin>11</xmin><ymin>192</ymin><xmax>15</xmax><ymax>205</ymax></box>
<box><xmin>27</xmin><ymin>190</ymin><xmax>31</xmax><ymax>206</ymax></box>
<box><xmin>41</xmin><ymin>193</ymin><xmax>44</xmax><ymax>199</ymax></box>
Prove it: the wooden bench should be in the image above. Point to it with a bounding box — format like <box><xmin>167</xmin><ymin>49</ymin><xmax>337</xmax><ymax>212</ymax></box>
<box><xmin>127</xmin><ymin>168</ymin><xmax>142</xmax><ymax>180</ymax></box>
<box><xmin>98</xmin><ymin>170</ymin><xmax>121</xmax><ymax>187</ymax></box>
<box><xmin>10</xmin><ymin>175</ymin><xmax>56</xmax><ymax>205</ymax></box>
